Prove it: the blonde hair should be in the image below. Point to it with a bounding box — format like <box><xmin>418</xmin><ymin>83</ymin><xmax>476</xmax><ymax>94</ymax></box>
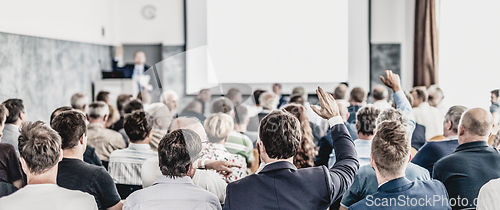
<box><xmin>259</xmin><ymin>92</ymin><xmax>279</xmax><ymax>110</ymax></box>
<box><xmin>204</xmin><ymin>113</ymin><xmax>233</xmax><ymax>143</ymax></box>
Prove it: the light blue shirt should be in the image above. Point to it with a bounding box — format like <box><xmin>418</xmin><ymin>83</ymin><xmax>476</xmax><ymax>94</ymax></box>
<box><xmin>124</xmin><ymin>176</ymin><xmax>222</xmax><ymax>210</ymax></box>
<box><xmin>393</xmin><ymin>90</ymin><xmax>416</xmax><ymax>135</ymax></box>
<box><xmin>353</xmin><ymin>139</ymin><xmax>372</xmax><ymax>166</ymax></box>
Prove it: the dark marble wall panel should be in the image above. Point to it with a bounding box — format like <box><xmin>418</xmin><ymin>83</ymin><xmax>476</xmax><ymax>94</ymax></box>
<box><xmin>0</xmin><ymin>32</ymin><xmax>111</xmax><ymax>123</ymax></box>
<box><xmin>370</xmin><ymin>44</ymin><xmax>401</xmax><ymax>93</ymax></box>
<box><xmin>160</xmin><ymin>45</ymin><xmax>186</xmax><ymax>96</ymax></box>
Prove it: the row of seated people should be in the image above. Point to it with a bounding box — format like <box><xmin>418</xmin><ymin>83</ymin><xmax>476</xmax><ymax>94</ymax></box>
<box><xmin>1</xmin><ymin>71</ymin><xmax>500</xmax><ymax>209</ymax></box>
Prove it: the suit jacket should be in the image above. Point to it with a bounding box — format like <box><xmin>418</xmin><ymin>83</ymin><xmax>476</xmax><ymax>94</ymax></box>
<box><xmin>350</xmin><ymin>177</ymin><xmax>450</xmax><ymax>210</ymax></box>
<box><xmin>223</xmin><ymin>123</ymin><xmax>359</xmax><ymax>210</ymax></box>
<box><xmin>411</xmin><ymin>123</ymin><xmax>426</xmax><ymax>150</ymax></box>
<box><xmin>112</xmin><ymin>60</ymin><xmax>150</xmax><ymax>79</ymax></box>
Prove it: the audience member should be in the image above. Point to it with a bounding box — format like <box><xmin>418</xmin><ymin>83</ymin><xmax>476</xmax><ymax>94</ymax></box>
<box><xmin>287</xmin><ymin>95</ymin><xmax>323</xmax><ymax>146</ymax></box>
<box><xmin>96</xmin><ymin>91</ymin><xmax>110</xmax><ymax>104</ymax></box>
<box><xmin>109</xmin><ymin>110</ymin><xmax>157</xmax><ymax>199</ymax></box>
<box><xmin>428</xmin><ymin>84</ymin><xmax>447</xmax><ymax>114</ymax></box>
<box><xmin>490</xmin><ymin>89</ymin><xmax>500</xmax><ymax>126</ymax></box>
<box><xmin>226</xmin><ymin>88</ymin><xmax>243</xmax><ymax>107</ymax></box>
<box><xmin>86</xmin><ymin>102</ymin><xmax>125</xmax><ymax>168</ymax></box>
<box><xmin>70</xmin><ymin>93</ymin><xmax>87</xmax><ymax>112</ymax></box>
<box><xmin>434</xmin><ymin>107</ymin><xmax>500</xmax><ymax>210</ymax></box>
<box><xmin>160</xmin><ymin>90</ymin><xmax>179</xmax><ymax>117</ymax></box>
<box><xmin>179</xmin><ymin>100</ymin><xmax>206</xmax><ymax>123</ymax></box>
<box><xmin>144</xmin><ymin>103</ymin><xmax>172</xmax><ymax>151</ymax></box>
<box><xmin>411</xmin><ymin>105</ymin><xmax>467</xmax><ymax>176</ymax></box>
<box><xmin>348</xmin><ymin>121</ymin><xmax>449</xmax><ymax>210</ymax></box>
<box><xmin>105</xmin><ymin>104</ymin><xmax>120</xmax><ymax>129</ymax></box>
<box><xmin>233</xmin><ymin>105</ymin><xmax>258</xmax><ymax>147</ymax></box>
<box><xmin>112</xmin><ymin>94</ymin><xmax>133</xmax><ymax>131</ymax></box>
<box><xmin>282</xmin><ymin>103</ymin><xmax>316</xmax><ymax>169</ymax></box>
<box><xmin>246</xmin><ymin>90</ymin><xmax>265</xmax><ymax>131</ymax></box>
<box><xmin>0</xmin><ymin>121</ymin><xmax>97</xmax><ymax>209</ymax></box>
<box><xmin>50</xmin><ymin>106</ymin><xmax>102</xmax><ymax>167</ymax></box>
<box><xmin>411</xmin><ymin>86</ymin><xmax>444</xmax><ymax>139</ymax></box>
<box><xmin>197</xmin><ymin>88</ymin><xmax>212</xmax><ymax>116</ymax></box>
<box><xmin>257</xmin><ymin>91</ymin><xmax>279</xmax><ymax>120</ymax></box>
<box><xmin>1</xmin><ymin>99</ymin><xmax>27</xmax><ymax>157</ymax></box>
<box><xmin>371</xmin><ymin>85</ymin><xmax>391</xmax><ymax>110</ymax></box>
<box><xmin>136</xmin><ymin>90</ymin><xmax>151</xmax><ymax>110</ymax></box>
<box><xmin>352</xmin><ymin>106</ymin><xmax>381</xmax><ymax>166</ymax></box>
<box><xmin>477</xmin><ymin>177</ymin><xmax>500</xmax><ymax>210</ymax></box>
<box><xmin>222</xmin><ymin>87</ymin><xmax>358</xmax><ymax>209</ymax></box>
<box><xmin>403</xmin><ymin>91</ymin><xmax>427</xmax><ymax>150</ymax></box>
<box><xmin>119</xmin><ymin>99</ymin><xmax>144</xmax><ymax>145</ymax></box>
<box><xmin>225</xmin><ymin>107</ymin><xmax>255</xmax><ymax>168</ymax></box>
<box><xmin>52</xmin><ymin>110</ymin><xmax>122</xmax><ymax>210</ymax></box>
<box><xmin>273</xmin><ymin>83</ymin><xmax>287</xmax><ymax>108</ymax></box>
<box><xmin>291</xmin><ymin>86</ymin><xmax>326</xmax><ymax>132</ymax></box>
<box><xmin>0</xmin><ymin>104</ymin><xmax>22</xmax><ymax>196</ymax></box>
<box><xmin>333</xmin><ymin>83</ymin><xmax>349</xmax><ymax>107</ymax></box>
<box><xmin>202</xmin><ymin>113</ymin><xmax>247</xmax><ymax>182</ymax></box>
<box><xmin>210</xmin><ymin>97</ymin><xmax>234</xmax><ymax>115</ymax></box>
<box><xmin>347</xmin><ymin>87</ymin><xmax>366</xmax><ymax>123</ymax></box>
<box><xmin>124</xmin><ymin>129</ymin><xmax>221</xmax><ymax>210</ymax></box>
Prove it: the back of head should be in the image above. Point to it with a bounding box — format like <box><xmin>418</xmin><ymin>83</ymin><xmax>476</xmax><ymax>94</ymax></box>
<box><xmin>428</xmin><ymin>85</ymin><xmax>444</xmax><ymax>101</ymax></box>
<box><xmin>253</xmin><ymin>90</ymin><xmax>266</xmax><ymax>105</ymax></box>
<box><xmin>2</xmin><ymin>99</ymin><xmax>24</xmax><ymax>124</ymax></box>
<box><xmin>210</xmin><ymin>97</ymin><xmax>234</xmax><ymax>114</ymax></box>
<box><xmin>226</xmin><ymin>88</ymin><xmax>241</xmax><ymax>104</ymax></box>
<box><xmin>356</xmin><ymin>106</ymin><xmax>381</xmax><ymax>136</ymax></box>
<box><xmin>0</xmin><ymin>104</ymin><xmax>8</xmax><ymax>126</ymax></box>
<box><xmin>184</xmin><ymin>100</ymin><xmax>203</xmax><ymax>114</ymax></box>
<box><xmin>160</xmin><ymin>90</ymin><xmax>179</xmax><ymax>111</ymax></box>
<box><xmin>168</xmin><ymin>117</ymin><xmax>202</xmax><ymax>133</ymax></box>
<box><xmin>116</xmin><ymin>94</ymin><xmax>133</xmax><ymax>112</ymax></box>
<box><xmin>51</xmin><ymin>110</ymin><xmax>87</xmax><ymax>150</ymax></box>
<box><xmin>292</xmin><ymin>87</ymin><xmax>307</xmax><ymax>101</ymax></box>
<box><xmin>492</xmin><ymin>89</ymin><xmax>500</xmax><ymax>98</ymax></box>
<box><xmin>137</xmin><ymin>91</ymin><xmax>151</xmax><ymax>105</ymax></box>
<box><xmin>234</xmin><ymin>105</ymin><xmax>249</xmax><ymax>125</ymax></box>
<box><xmin>124</xmin><ymin>110</ymin><xmax>151</xmax><ymax>142</ymax></box>
<box><xmin>146</xmin><ymin>103</ymin><xmax>172</xmax><ymax>129</ymax></box>
<box><xmin>282</xmin><ymin>103</ymin><xmax>309</xmax><ymax>127</ymax></box>
<box><xmin>460</xmin><ymin>108</ymin><xmax>493</xmax><ymax>138</ymax></box>
<box><xmin>158</xmin><ymin>129</ymin><xmax>201</xmax><ymax>178</ymax></box>
<box><xmin>18</xmin><ymin>121</ymin><xmax>61</xmax><ymax>174</ymax></box>
<box><xmin>372</xmin><ymin>85</ymin><xmax>388</xmax><ymax>101</ymax></box>
<box><xmin>70</xmin><ymin>93</ymin><xmax>87</xmax><ymax>110</ymax></box>
<box><xmin>259</xmin><ymin>110</ymin><xmax>301</xmax><ymax>159</ymax></box>
<box><xmin>259</xmin><ymin>92</ymin><xmax>279</xmax><ymax>110</ymax></box>
<box><xmin>96</xmin><ymin>91</ymin><xmax>110</xmax><ymax>103</ymax></box>
<box><xmin>411</xmin><ymin>86</ymin><xmax>428</xmax><ymax>102</ymax></box>
<box><xmin>371</xmin><ymin>120</ymin><xmax>410</xmax><ymax>177</ymax></box>
<box><xmin>376</xmin><ymin>107</ymin><xmax>410</xmax><ymax>130</ymax></box>
<box><xmin>123</xmin><ymin>99</ymin><xmax>144</xmax><ymax>114</ymax></box>
<box><xmin>336</xmin><ymin>101</ymin><xmax>349</xmax><ymax>120</ymax></box>
<box><xmin>88</xmin><ymin>101</ymin><xmax>109</xmax><ymax>119</ymax></box>
<box><xmin>350</xmin><ymin>87</ymin><xmax>366</xmax><ymax>103</ymax></box>
<box><xmin>333</xmin><ymin>84</ymin><xmax>348</xmax><ymax>100</ymax></box>
<box><xmin>204</xmin><ymin>113</ymin><xmax>233</xmax><ymax>143</ymax></box>
<box><xmin>445</xmin><ymin>105</ymin><xmax>468</xmax><ymax>134</ymax></box>
<box><xmin>50</xmin><ymin>106</ymin><xmax>73</xmax><ymax>125</ymax></box>
<box><xmin>404</xmin><ymin>91</ymin><xmax>414</xmax><ymax>107</ymax></box>
<box><xmin>289</xmin><ymin>95</ymin><xmax>305</xmax><ymax>106</ymax></box>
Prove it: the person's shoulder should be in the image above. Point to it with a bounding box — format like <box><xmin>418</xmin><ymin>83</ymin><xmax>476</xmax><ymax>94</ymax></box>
<box><xmin>0</xmin><ymin>143</ymin><xmax>15</xmax><ymax>153</ymax></box>
<box><xmin>57</xmin><ymin>187</ymin><xmax>97</xmax><ymax>206</ymax></box>
<box><xmin>413</xmin><ymin>179</ymin><xmax>447</xmax><ymax>193</ymax></box>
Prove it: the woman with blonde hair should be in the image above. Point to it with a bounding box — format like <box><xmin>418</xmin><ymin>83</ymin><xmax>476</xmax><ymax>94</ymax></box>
<box><xmin>282</xmin><ymin>103</ymin><xmax>317</xmax><ymax>169</ymax></box>
<box><xmin>202</xmin><ymin>113</ymin><xmax>248</xmax><ymax>182</ymax></box>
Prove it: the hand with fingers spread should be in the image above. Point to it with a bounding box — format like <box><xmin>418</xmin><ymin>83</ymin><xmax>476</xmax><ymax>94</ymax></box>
<box><xmin>205</xmin><ymin>160</ymin><xmax>242</xmax><ymax>178</ymax></box>
<box><xmin>380</xmin><ymin>70</ymin><xmax>402</xmax><ymax>92</ymax></box>
<box><xmin>311</xmin><ymin>86</ymin><xmax>340</xmax><ymax>119</ymax></box>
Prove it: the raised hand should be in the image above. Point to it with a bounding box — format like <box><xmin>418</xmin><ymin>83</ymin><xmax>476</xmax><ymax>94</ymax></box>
<box><xmin>311</xmin><ymin>86</ymin><xmax>340</xmax><ymax>119</ymax></box>
<box><xmin>380</xmin><ymin>70</ymin><xmax>402</xmax><ymax>92</ymax></box>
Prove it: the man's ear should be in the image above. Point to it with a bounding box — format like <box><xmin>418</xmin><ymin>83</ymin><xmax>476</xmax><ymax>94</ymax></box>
<box><xmin>20</xmin><ymin>157</ymin><xmax>29</xmax><ymax>175</ymax></box>
<box><xmin>370</xmin><ymin>156</ymin><xmax>376</xmax><ymax>170</ymax></box>
<box><xmin>459</xmin><ymin>125</ymin><xmax>466</xmax><ymax>136</ymax></box>
<box><xmin>147</xmin><ymin>130</ymin><xmax>152</xmax><ymax>138</ymax></box>
<box><xmin>447</xmin><ymin>121</ymin><xmax>453</xmax><ymax>131</ymax></box>
<box><xmin>103</xmin><ymin>115</ymin><xmax>108</xmax><ymax>122</ymax></box>
<box><xmin>59</xmin><ymin>149</ymin><xmax>63</xmax><ymax>161</ymax></box>
<box><xmin>79</xmin><ymin>134</ymin><xmax>85</xmax><ymax>145</ymax></box>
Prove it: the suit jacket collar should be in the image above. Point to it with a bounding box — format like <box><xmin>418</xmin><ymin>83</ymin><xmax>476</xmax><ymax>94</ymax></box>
<box><xmin>455</xmin><ymin>141</ymin><xmax>489</xmax><ymax>152</ymax></box>
<box><xmin>378</xmin><ymin>177</ymin><xmax>412</xmax><ymax>192</ymax></box>
<box><xmin>260</xmin><ymin>161</ymin><xmax>297</xmax><ymax>173</ymax></box>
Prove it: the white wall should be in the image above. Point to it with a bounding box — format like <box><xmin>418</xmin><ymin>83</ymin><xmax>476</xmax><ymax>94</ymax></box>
<box><xmin>348</xmin><ymin>0</ymin><xmax>370</xmax><ymax>92</ymax></box>
<box><xmin>371</xmin><ymin>0</ymin><xmax>415</xmax><ymax>91</ymax></box>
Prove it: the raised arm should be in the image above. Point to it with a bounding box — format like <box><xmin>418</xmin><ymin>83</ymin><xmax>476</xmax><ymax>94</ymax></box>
<box><xmin>380</xmin><ymin>70</ymin><xmax>416</xmax><ymax>134</ymax></box>
<box><xmin>112</xmin><ymin>45</ymin><xmax>125</xmax><ymax>72</ymax></box>
<box><xmin>311</xmin><ymin>86</ymin><xmax>359</xmax><ymax>203</ymax></box>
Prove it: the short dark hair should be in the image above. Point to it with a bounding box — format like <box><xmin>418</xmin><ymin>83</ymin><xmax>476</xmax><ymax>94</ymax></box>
<box><xmin>2</xmin><ymin>99</ymin><xmax>24</xmax><ymax>124</ymax></box>
<box><xmin>289</xmin><ymin>95</ymin><xmax>305</xmax><ymax>106</ymax></box>
<box><xmin>411</xmin><ymin>87</ymin><xmax>428</xmax><ymax>102</ymax></box>
<box><xmin>18</xmin><ymin>121</ymin><xmax>61</xmax><ymax>174</ymax></box>
<box><xmin>356</xmin><ymin>106</ymin><xmax>381</xmax><ymax>136</ymax></box>
<box><xmin>158</xmin><ymin>129</ymin><xmax>202</xmax><ymax>178</ymax></box>
<box><xmin>253</xmin><ymin>90</ymin><xmax>266</xmax><ymax>105</ymax></box>
<box><xmin>96</xmin><ymin>91</ymin><xmax>110</xmax><ymax>102</ymax></box>
<box><xmin>50</xmin><ymin>106</ymin><xmax>73</xmax><ymax>124</ymax></box>
<box><xmin>226</xmin><ymin>88</ymin><xmax>241</xmax><ymax>101</ymax></box>
<box><xmin>0</xmin><ymin>104</ymin><xmax>9</xmax><ymax>125</ymax></box>
<box><xmin>124</xmin><ymin>110</ymin><xmax>151</xmax><ymax>142</ymax></box>
<box><xmin>51</xmin><ymin>110</ymin><xmax>87</xmax><ymax>150</ymax></box>
<box><xmin>117</xmin><ymin>94</ymin><xmax>133</xmax><ymax>111</ymax></box>
<box><xmin>259</xmin><ymin>110</ymin><xmax>300</xmax><ymax>159</ymax></box>
<box><xmin>123</xmin><ymin>99</ymin><xmax>144</xmax><ymax>114</ymax></box>
<box><xmin>234</xmin><ymin>105</ymin><xmax>248</xmax><ymax>125</ymax></box>
<box><xmin>492</xmin><ymin>89</ymin><xmax>499</xmax><ymax>98</ymax></box>
<box><xmin>273</xmin><ymin>83</ymin><xmax>282</xmax><ymax>89</ymax></box>
<box><xmin>334</xmin><ymin>85</ymin><xmax>347</xmax><ymax>100</ymax></box>
<box><xmin>350</xmin><ymin>87</ymin><xmax>366</xmax><ymax>103</ymax></box>
<box><xmin>371</xmin><ymin>120</ymin><xmax>410</xmax><ymax>177</ymax></box>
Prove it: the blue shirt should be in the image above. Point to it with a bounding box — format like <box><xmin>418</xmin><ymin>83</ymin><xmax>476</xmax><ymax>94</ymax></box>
<box><xmin>411</xmin><ymin>138</ymin><xmax>459</xmax><ymax>177</ymax></box>
<box><xmin>353</xmin><ymin>139</ymin><xmax>372</xmax><ymax>166</ymax></box>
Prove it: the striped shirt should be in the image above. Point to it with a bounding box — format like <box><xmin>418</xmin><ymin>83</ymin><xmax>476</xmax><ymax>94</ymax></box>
<box><xmin>108</xmin><ymin>143</ymin><xmax>157</xmax><ymax>185</ymax></box>
<box><xmin>225</xmin><ymin>131</ymin><xmax>254</xmax><ymax>164</ymax></box>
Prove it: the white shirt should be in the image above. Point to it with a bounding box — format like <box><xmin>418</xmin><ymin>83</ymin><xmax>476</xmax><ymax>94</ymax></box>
<box><xmin>371</xmin><ymin>100</ymin><xmax>392</xmax><ymax>111</ymax></box>
<box><xmin>413</xmin><ymin>102</ymin><xmax>444</xmax><ymax>140</ymax></box>
<box><xmin>477</xmin><ymin>178</ymin><xmax>500</xmax><ymax>210</ymax></box>
<box><xmin>0</xmin><ymin>184</ymin><xmax>97</xmax><ymax>210</ymax></box>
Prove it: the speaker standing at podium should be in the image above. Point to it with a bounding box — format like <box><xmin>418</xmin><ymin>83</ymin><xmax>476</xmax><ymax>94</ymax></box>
<box><xmin>112</xmin><ymin>46</ymin><xmax>150</xmax><ymax>79</ymax></box>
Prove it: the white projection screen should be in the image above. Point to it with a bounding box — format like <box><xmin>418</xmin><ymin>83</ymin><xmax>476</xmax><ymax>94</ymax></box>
<box><xmin>186</xmin><ymin>0</ymin><xmax>348</xmax><ymax>94</ymax></box>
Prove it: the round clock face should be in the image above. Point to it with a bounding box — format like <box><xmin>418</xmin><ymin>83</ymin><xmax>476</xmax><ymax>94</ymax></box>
<box><xmin>142</xmin><ymin>5</ymin><xmax>156</xmax><ymax>20</ymax></box>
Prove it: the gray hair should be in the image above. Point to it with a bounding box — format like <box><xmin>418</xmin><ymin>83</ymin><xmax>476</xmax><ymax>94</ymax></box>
<box><xmin>160</xmin><ymin>90</ymin><xmax>179</xmax><ymax>111</ymax></box>
<box><xmin>87</xmin><ymin>101</ymin><xmax>109</xmax><ymax>119</ymax></box>
<box><xmin>204</xmin><ymin>113</ymin><xmax>234</xmax><ymax>143</ymax></box>
<box><xmin>372</xmin><ymin>85</ymin><xmax>389</xmax><ymax>101</ymax></box>
<box><xmin>70</xmin><ymin>93</ymin><xmax>87</xmax><ymax>110</ymax></box>
<box><xmin>168</xmin><ymin>117</ymin><xmax>201</xmax><ymax>133</ymax></box>
<box><xmin>259</xmin><ymin>92</ymin><xmax>279</xmax><ymax>110</ymax></box>
<box><xmin>145</xmin><ymin>103</ymin><xmax>172</xmax><ymax>130</ymax></box>
<box><xmin>210</xmin><ymin>97</ymin><xmax>234</xmax><ymax>114</ymax></box>
<box><xmin>445</xmin><ymin>105</ymin><xmax>468</xmax><ymax>134</ymax></box>
<box><xmin>234</xmin><ymin>105</ymin><xmax>249</xmax><ymax>125</ymax></box>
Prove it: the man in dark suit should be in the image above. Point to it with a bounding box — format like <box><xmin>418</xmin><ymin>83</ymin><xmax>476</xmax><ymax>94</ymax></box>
<box><xmin>223</xmin><ymin>87</ymin><xmax>359</xmax><ymax>210</ymax></box>
<box><xmin>112</xmin><ymin>47</ymin><xmax>150</xmax><ymax>79</ymax></box>
<box><xmin>433</xmin><ymin>107</ymin><xmax>500</xmax><ymax>210</ymax></box>
<box><xmin>350</xmin><ymin>120</ymin><xmax>450</xmax><ymax>210</ymax></box>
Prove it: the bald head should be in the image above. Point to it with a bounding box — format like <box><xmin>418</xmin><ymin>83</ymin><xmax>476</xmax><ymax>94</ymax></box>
<box><xmin>372</xmin><ymin>85</ymin><xmax>389</xmax><ymax>101</ymax></box>
<box><xmin>168</xmin><ymin>117</ymin><xmax>207</xmax><ymax>141</ymax></box>
<box><xmin>333</xmin><ymin>84</ymin><xmax>348</xmax><ymax>100</ymax></box>
<box><xmin>459</xmin><ymin>108</ymin><xmax>493</xmax><ymax>143</ymax></box>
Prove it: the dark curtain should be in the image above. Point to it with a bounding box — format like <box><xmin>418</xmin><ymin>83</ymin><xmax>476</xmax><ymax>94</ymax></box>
<box><xmin>413</xmin><ymin>0</ymin><xmax>438</xmax><ymax>87</ymax></box>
